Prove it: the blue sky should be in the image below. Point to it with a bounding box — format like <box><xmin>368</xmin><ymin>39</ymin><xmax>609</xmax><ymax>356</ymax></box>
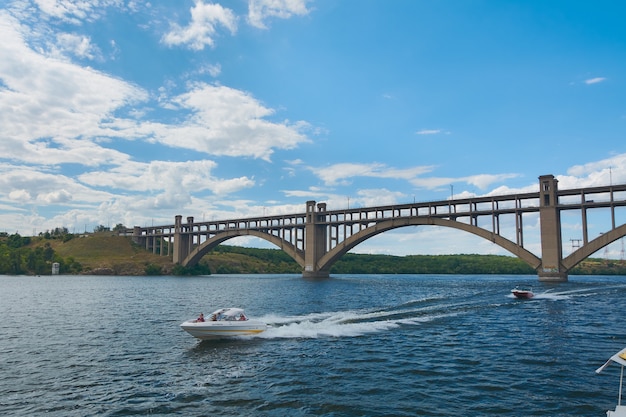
<box><xmin>1</xmin><ymin>0</ymin><xmax>626</xmax><ymax>258</ymax></box>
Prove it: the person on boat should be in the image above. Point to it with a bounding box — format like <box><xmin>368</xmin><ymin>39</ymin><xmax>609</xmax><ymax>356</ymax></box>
<box><xmin>239</xmin><ymin>313</ymin><xmax>247</xmax><ymax>321</ymax></box>
<box><xmin>196</xmin><ymin>313</ymin><xmax>205</xmax><ymax>322</ymax></box>
<box><xmin>210</xmin><ymin>314</ymin><xmax>217</xmax><ymax>321</ymax></box>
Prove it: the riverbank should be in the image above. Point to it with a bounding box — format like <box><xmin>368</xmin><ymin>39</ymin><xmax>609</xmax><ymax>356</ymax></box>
<box><xmin>3</xmin><ymin>232</ymin><xmax>625</xmax><ymax>276</ymax></box>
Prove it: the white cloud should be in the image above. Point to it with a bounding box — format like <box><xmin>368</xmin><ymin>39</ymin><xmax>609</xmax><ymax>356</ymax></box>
<box><xmin>0</xmin><ymin>6</ymin><xmax>314</xmax><ymax>237</ymax></box>
<box><xmin>37</xmin><ymin>189</ymin><xmax>73</xmax><ymax>204</ymax></box>
<box><xmin>311</xmin><ymin>162</ymin><xmax>434</xmax><ymax>186</ymax></box>
<box><xmin>198</xmin><ymin>63</ymin><xmax>221</xmax><ymax>77</ymax></box>
<box><xmin>248</xmin><ymin>0</ymin><xmax>311</xmax><ymax>29</ymax></box>
<box><xmin>162</xmin><ymin>1</ymin><xmax>237</xmax><ymax>50</ymax></box>
<box><xmin>283</xmin><ymin>187</ymin><xmax>330</xmax><ymax>200</ymax></box>
<box><xmin>0</xmin><ymin>12</ymin><xmax>147</xmax><ymax>165</ymax></box>
<box><xmin>563</xmin><ymin>153</ymin><xmax>626</xmax><ymax>187</ymax></box>
<box><xmin>410</xmin><ymin>173</ymin><xmax>520</xmax><ymax>191</ymax></box>
<box><xmin>78</xmin><ymin>159</ymin><xmax>255</xmax><ymax>196</ymax></box>
<box><xmin>463</xmin><ymin>173</ymin><xmax>520</xmax><ymax>189</ymax></box>
<box><xmin>33</xmin><ymin>0</ymin><xmax>122</xmax><ymax>23</ymax></box>
<box><xmin>408</xmin><ymin>176</ymin><xmax>456</xmax><ymax>190</ymax></box>
<box><xmin>55</xmin><ymin>32</ymin><xmax>101</xmax><ymax>60</ymax></box>
<box><xmin>1</xmin><ymin>12</ymin><xmax>309</xmax><ymax>166</ymax></box>
<box><xmin>585</xmin><ymin>77</ymin><xmax>606</xmax><ymax>85</ymax></box>
<box><xmin>152</xmin><ymin>82</ymin><xmax>311</xmax><ymax>160</ymax></box>
<box><xmin>416</xmin><ymin>129</ymin><xmax>451</xmax><ymax>136</ymax></box>
<box><xmin>8</xmin><ymin>189</ymin><xmax>32</xmax><ymax>202</ymax></box>
<box><xmin>354</xmin><ymin>188</ymin><xmax>407</xmax><ymax>207</ymax></box>
<box><xmin>0</xmin><ymin>159</ymin><xmax>257</xmax><ymax>232</ymax></box>
<box><xmin>485</xmin><ymin>184</ymin><xmax>536</xmax><ymax>197</ymax></box>
<box><xmin>416</xmin><ymin>129</ymin><xmax>441</xmax><ymax>135</ymax></box>
<box><xmin>0</xmin><ymin>164</ymin><xmax>113</xmax><ymax>206</ymax></box>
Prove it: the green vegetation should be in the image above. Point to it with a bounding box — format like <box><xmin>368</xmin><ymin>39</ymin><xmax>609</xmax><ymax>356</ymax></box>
<box><xmin>0</xmin><ymin>230</ymin><xmax>174</xmax><ymax>275</ymax></box>
<box><xmin>570</xmin><ymin>259</ymin><xmax>626</xmax><ymax>275</ymax></box>
<box><xmin>171</xmin><ymin>263</ymin><xmax>212</xmax><ymax>276</ymax></box>
<box><xmin>1</xmin><ymin>230</ymin><xmax>625</xmax><ymax>276</ymax></box>
<box><xmin>206</xmin><ymin>245</ymin><xmax>626</xmax><ymax>275</ymax></box>
<box><xmin>144</xmin><ymin>263</ymin><xmax>163</xmax><ymax>275</ymax></box>
<box><xmin>0</xmin><ymin>232</ymin><xmax>82</xmax><ymax>275</ymax></box>
<box><xmin>202</xmin><ymin>246</ymin><xmax>539</xmax><ymax>274</ymax></box>
<box><xmin>331</xmin><ymin>253</ymin><xmax>537</xmax><ymax>275</ymax></box>
<box><xmin>209</xmin><ymin>245</ymin><xmax>301</xmax><ymax>274</ymax></box>
<box><xmin>49</xmin><ymin>232</ymin><xmax>174</xmax><ymax>275</ymax></box>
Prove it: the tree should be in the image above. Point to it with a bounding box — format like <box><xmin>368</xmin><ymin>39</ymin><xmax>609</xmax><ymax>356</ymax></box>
<box><xmin>7</xmin><ymin>233</ymin><xmax>28</xmax><ymax>248</ymax></box>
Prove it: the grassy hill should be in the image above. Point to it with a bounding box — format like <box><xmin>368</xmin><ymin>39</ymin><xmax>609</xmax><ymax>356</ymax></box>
<box><xmin>45</xmin><ymin>233</ymin><xmax>175</xmax><ymax>275</ymax></box>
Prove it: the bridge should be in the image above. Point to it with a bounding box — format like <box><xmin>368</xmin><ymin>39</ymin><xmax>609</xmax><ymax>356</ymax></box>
<box><xmin>130</xmin><ymin>175</ymin><xmax>626</xmax><ymax>281</ymax></box>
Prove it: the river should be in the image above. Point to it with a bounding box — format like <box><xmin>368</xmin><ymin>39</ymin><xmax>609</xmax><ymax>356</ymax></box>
<box><xmin>1</xmin><ymin>274</ymin><xmax>625</xmax><ymax>416</ymax></box>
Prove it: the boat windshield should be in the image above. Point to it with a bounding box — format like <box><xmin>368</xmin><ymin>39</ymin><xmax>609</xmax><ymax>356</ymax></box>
<box><xmin>209</xmin><ymin>308</ymin><xmax>248</xmax><ymax>321</ymax></box>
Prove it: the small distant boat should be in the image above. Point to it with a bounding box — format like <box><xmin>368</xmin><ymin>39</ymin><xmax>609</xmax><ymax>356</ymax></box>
<box><xmin>596</xmin><ymin>346</ymin><xmax>626</xmax><ymax>417</ymax></box>
<box><xmin>511</xmin><ymin>286</ymin><xmax>534</xmax><ymax>299</ymax></box>
<box><xmin>180</xmin><ymin>308</ymin><xmax>267</xmax><ymax>340</ymax></box>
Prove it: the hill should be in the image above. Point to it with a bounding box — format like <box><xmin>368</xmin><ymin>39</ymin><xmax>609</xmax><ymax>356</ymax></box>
<box><xmin>48</xmin><ymin>233</ymin><xmax>175</xmax><ymax>275</ymax></box>
<box><xmin>3</xmin><ymin>232</ymin><xmax>625</xmax><ymax>276</ymax></box>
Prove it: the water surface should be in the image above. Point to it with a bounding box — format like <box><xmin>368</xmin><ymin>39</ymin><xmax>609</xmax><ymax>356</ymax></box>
<box><xmin>1</xmin><ymin>274</ymin><xmax>624</xmax><ymax>416</ymax></box>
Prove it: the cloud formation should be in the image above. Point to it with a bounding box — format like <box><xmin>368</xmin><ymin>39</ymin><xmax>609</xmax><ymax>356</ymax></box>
<box><xmin>162</xmin><ymin>1</ymin><xmax>237</xmax><ymax>50</ymax></box>
<box><xmin>248</xmin><ymin>0</ymin><xmax>311</xmax><ymax>29</ymax></box>
<box><xmin>585</xmin><ymin>77</ymin><xmax>606</xmax><ymax>85</ymax></box>
<box><xmin>311</xmin><ymin>163</ymin><xmax>434</xmax><ymax>186</ymax></box>
<box><xmin>0</xmin><ymin>3</ymin><xmax>314</xmax><ymax>233</ymax></box>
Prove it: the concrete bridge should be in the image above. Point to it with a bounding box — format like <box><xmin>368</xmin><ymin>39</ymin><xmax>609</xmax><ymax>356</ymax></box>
<box><xmin>131</xmin><ymin>175</ymin><xmax>626</xmax><ymax>281</ymax></box>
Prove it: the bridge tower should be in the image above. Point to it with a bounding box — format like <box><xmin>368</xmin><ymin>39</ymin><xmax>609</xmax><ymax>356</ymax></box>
<box><xmin>173</xmin><ymin>215</ymin><xmax>190</xmax><ymax>264</ymax></box>
<box><xmin>538</xmin><ymin>175</ymin><xmax>567</xmax><ymax>281</ymax></box>
<box><xmin>303</xmin><ymin>201</ymin><xmax>329</xmax><ymax>278</ymax></box>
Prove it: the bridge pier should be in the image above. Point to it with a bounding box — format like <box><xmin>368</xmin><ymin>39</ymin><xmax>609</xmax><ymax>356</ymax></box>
<box><xmin>302</xmin><ymin>269</ymin><xmax>330</xmax><ymax>279</ymax></box>
<box><xmin>538</xmin><ymin>175</ymin><xmax>568</xmax><ymax>282</ymax></box>
<box><xmin>303</xmin><ymin>201</ymin><xmax>330</xmax><ymax>279</ymax></box>
<box><xmin>173</xmin><ymin>215</ymin><xmax>189</xmax><ymax>265</ymax></box>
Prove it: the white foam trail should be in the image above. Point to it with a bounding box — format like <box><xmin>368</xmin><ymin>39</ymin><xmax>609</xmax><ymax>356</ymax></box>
<box><xmin>532</xmin><ymin>292</ymin><xmax>571</xmax><ymax>300</ymax></box>
<box><xmin>259</xmin><ymin>317</ymin><xmax>400</xmax><ymax>339</ymax></box>
<box><xmin>255</xmin><ymin>306</ymin><xmax>457</xmax><ymax>339</ymax></box>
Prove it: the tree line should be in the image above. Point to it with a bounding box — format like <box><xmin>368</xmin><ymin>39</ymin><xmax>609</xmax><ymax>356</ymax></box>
<box><xmin>0</xmin><ymin>232</ymin><xmax>82</xmax><ymax>275</ymax></box>
<box><xmin>207</xmin><ymin>246</ymin><xmax>538</xmax><ymax>275</ymax></box>
<box><xmin>206</xmin><ymin>245</ymin><xmax>626</xmax><ymax>275</ymax></box>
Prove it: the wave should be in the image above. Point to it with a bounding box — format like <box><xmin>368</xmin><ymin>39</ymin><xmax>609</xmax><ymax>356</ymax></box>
<box><xmin>255</xmin><ymin>301</ymin><xmax>459</xmax><ymax>340</ymax></box>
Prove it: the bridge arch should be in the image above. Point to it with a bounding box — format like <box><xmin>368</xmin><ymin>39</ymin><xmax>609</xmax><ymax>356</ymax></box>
<box><xmin>182</xmin><ymin>230</ymin><xmax>305</xmax><ymax>268</ymax></box>
<box><xmin>316</xmin><ymin>217</ymin><xmax>542</xmax><ymax>274</ymax></box>
<box><xmin>563</xmin><ymin>224</ymin><xmax>626</xmax><ymax>271</ymax></box>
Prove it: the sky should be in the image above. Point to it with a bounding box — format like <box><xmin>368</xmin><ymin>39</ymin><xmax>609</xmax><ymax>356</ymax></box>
<box><xmin>1</xmin><ymin>0</ymin><xmax>626</xmax><ymax>259</ymax></box>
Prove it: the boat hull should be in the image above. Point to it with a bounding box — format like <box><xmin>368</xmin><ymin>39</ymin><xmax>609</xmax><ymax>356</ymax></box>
<box><xmin>511</xmin><ymin>290</ymin><xmax>534</xmax><ymax>299</ymax></box>
<box><xmin>180</xmin><ymin>320</ymin><xmax>267</xmax><ymax>340</ymax></box>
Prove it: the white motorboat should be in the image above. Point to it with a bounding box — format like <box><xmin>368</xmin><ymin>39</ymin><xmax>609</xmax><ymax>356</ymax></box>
<box><xmin>596</xmin><ymin>346</ymin><xmax>626</xmax><ymax>416</ymax></box>
<box><xmin>180</xmin><ymin>308</ymin><xmax>267</xmax><ymax>340</ymax></box>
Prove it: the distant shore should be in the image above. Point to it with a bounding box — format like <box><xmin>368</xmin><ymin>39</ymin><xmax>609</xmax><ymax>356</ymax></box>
<box><xmin>2</xmin><ymin>232</ymin><xmax>625</xmax><ymax>276</ymax></box>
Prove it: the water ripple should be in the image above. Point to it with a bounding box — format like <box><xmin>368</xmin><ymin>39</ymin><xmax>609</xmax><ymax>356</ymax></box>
<box><xmin>1</xmin><ymin>275</ymin><xmax>625</xmax><ymax>416</ymax></box>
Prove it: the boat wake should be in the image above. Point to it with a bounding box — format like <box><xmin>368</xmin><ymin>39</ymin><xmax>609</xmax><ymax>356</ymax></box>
<box><xmin>255</xmin><ymin>300</ymin><xmax>460</xmax><ymax>339</ymax></box>
<box><xmin>242</xmin><ymin>284</ymin><xmax>626</xmax><ymax>340</ymax></box>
